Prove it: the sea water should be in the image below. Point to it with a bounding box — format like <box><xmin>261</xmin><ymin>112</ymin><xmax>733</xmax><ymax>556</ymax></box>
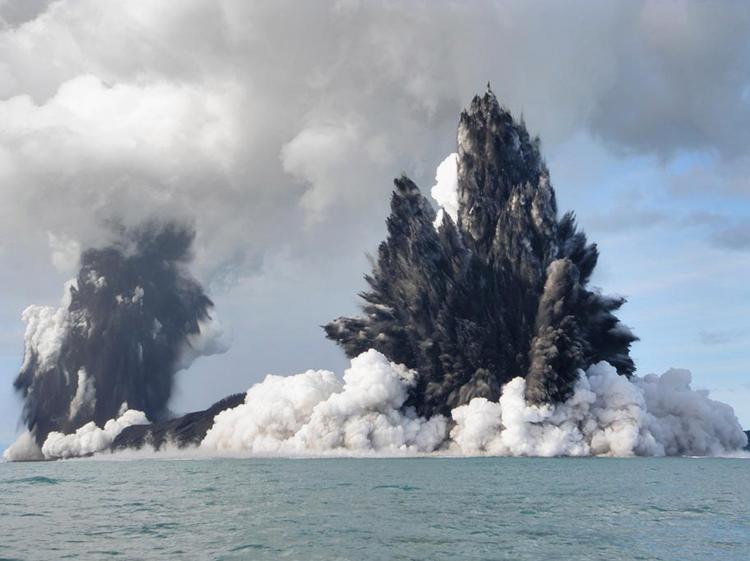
<box><xmin>1</xmin><ymin>457</ymin><xmax>748</xmax><ymax>560</ymax></box>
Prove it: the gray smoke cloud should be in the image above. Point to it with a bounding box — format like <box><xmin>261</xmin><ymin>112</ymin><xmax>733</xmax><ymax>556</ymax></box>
<box><xmin>0</xmin><ymin>0</ymin><xmax>51</xmax><ymax>26</ymax></box>
<box><xmin>0</xmin><ymin>1</ymin><xmax>748</xmax><ymax>283</ymax></box>
<box><xmin>10</xmin><ymin>223</ymin><xmax>225</xmax><ymax>456</ymax></box>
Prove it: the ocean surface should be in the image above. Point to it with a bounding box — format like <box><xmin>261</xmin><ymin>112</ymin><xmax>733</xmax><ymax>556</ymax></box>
<box><xmin>1</xmin><ymin>457</ymin><xmax>748</xmax><ymax>561</ymax></box>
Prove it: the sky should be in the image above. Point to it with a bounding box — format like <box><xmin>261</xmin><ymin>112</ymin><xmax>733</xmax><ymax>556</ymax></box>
<box><xmin>0</xmin><ymin>0</ymin><xmax>749</xmax><ymax>449</ymax></box>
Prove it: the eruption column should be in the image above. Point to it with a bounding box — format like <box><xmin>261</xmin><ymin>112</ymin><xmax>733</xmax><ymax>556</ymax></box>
<box><xmin>325</xmin><ymin>88</ymin><xmax>638</xmax><ymax>417</ymax></box>
<box><xmin>11</xmin><ymin>223</ymin><xmax>224</xmax><ymax>455</ymax></box>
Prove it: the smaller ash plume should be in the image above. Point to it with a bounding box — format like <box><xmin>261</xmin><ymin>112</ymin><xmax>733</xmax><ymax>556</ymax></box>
<box><xmin>325</xmin><ymin>88</ymin><xmax>638</xmax><ymax>417</ymax></box>
<box><xmin>7</xmin><ymin>223</ymin><xmax>225</xmax><ymax>459</ymax></box>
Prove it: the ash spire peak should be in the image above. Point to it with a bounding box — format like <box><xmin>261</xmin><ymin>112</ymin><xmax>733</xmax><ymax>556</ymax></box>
<box><xmin>326</xmin><ymin>90</ymin><xmax>637</xmax><ymax>416</ymax></box>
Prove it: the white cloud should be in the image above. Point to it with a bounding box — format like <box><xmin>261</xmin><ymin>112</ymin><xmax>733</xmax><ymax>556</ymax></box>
<box><xmin>280</xmin><ymin>122</ymin><xmax>394</xmax><ymax>222</ymax></box>
<box><xmin>202</xmin><ymin>349</ymin><xmax>447</xmax><ymax>454</ymax></box>
<box><xmin>430</xmin><ymin>152</ymin><xmax>458</xmax><ymax>226</ymax></box>
<box><xmin>0</xmin><ymin>0</ymin><xmax>747</xmax><ymax>281</ymax></box>
<box><xmin>41</xmin><ymin>409</ymin><xmax>148</xmax><ymax>459</ymax></box>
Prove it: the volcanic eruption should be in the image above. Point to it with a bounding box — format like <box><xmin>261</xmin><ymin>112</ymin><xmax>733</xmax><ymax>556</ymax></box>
<box><xmin>6</xmin><ymin>90</ymin><xmax>746</xmax><ymax>460</ymax></box>
<box><xmin>325</xmin><ymin>88</ymin><xmax>638</xmax><ymax>417</ymax></box>
<box><xmin>6</xmin><ymin>223</ymin><xmax>224</xmax><ymax>459</ymax></box>
<box><xmin>191</xmin><ymin>89</ymin><xmax>741</xmax><ymax>458</ymax></box>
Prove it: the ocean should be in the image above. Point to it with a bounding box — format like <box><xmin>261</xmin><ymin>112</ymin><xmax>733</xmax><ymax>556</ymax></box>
<box><xmin>1</xmin><ymin>457</ymin><xmax>748</xmax><ymax>560</ymax></box>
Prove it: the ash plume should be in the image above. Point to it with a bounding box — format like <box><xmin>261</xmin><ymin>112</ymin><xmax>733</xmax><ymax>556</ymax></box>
<box><xmin>325</xmin><ymin>89</ymin><xmax>638</xmax><ymax>417</ymax></box>
<box><xmin>11</xmin><ymin>223</ymin><xmax>225</xmax><ymax>453</ymax></box>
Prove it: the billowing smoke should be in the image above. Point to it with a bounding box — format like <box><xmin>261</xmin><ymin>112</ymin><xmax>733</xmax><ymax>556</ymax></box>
<box><xmin>24</xmin><ymin>352</ymin><xmax>746</xmax><ymax>459</ymax></box>
<box><xmin>325</xmin><ymin>89</ymin><xmax>637</xmax><ymax>417</ymax></box>
<box><xmin>7</xmin><ymin>223</ymin><xmax>225</xmax><ymax>459</ymax></box>
<box><xmin>41</xmin><ymin>409</ymin><xmax>148</xmax><ymax>460</ymax></box>
<box><xmin>450</xmin><ymin>362</ymin><xmax>747</xmax><ymax>457</ymax></box>
<box><xmin>198</xmin><ymin>350</ymin><xmax>746</xmax><ymax>457</ymax></box>
<box><xmin>202</xmin><ymin>350</ymin><xmax>447</xmax><ymax>455</ymax></box>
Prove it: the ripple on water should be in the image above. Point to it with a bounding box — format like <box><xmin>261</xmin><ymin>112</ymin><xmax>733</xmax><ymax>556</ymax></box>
<box><xmin>1</xmin><ymin>457</ymin><xmax>749</xmax><ymax>561</ymax></box>
<box><xmin>3</xmin><ymin>476</ymin><xmax>60</xmax><ymax>486</ymax></box>
<box><xmin>371</xmin><ymin>484</ymin><xmax>421</xmax><ymax>491</ymax></box>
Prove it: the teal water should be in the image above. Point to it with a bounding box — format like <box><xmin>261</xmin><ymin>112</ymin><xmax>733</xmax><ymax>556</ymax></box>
<box><xmin>1</xmin><ymin>457</ymin><xmax>748</xmax><ymax>560</ymax></box>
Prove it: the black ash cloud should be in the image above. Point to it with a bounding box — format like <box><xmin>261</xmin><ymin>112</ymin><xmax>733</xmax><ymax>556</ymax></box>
<box><xmin>325</xmin><ymin>90</ymin><xmax>637</xmax><ymax>417</ymax></box>
<box><xmin>13</xmin><ymin>223</ymin><xmax>225</xmax><ymax>449</ymax></box>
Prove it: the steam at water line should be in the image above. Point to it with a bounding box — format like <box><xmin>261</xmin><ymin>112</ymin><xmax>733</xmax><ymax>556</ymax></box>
<box><xmin>201</xmin><ymin>350</ymin><xmax>447</xmax><ymax>455</ymax></box>
<box><xmin>450</xmin><ymin>362</ymin><xmax>747</xmax><ymax>457</ymax></box>
<box><xmin>107</xmin><ymin>350</ymin><xmax>750</xmax><ymax>459</ymax></box>
<box><xmin>195</xmin><ymin>351</ymin><xmax>745</xmax><ymax>457</ymax></box>
<box><xmin>41</xmin><ymin>409</ymin><xmax>149</xmax><ymax>460</ymax></box>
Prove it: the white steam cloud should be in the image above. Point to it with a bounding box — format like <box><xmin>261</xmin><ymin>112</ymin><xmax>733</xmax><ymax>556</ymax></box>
<box><xmin>430</xmin><ymin>152</ymin><xmax>459</xmax><ymax>227</ymax></box>
<box><xmin>450</xmin><ymin>362</ymin><xmax>747</xmax><ymax>457</ymax></box>
<box><xmin>20</xmin><ymin>302</ymin><xmax>71</xmax><ymax>374</ymax></box>
<box><xmin>2</xmin><ymin>430</ymin><xmax>43</xmax><ymax>462</ymax></box>
<box><xmin>68</xmin><ymin>367</ymin><xmax>96</xmax><ymax>420</ymax></box>
<box><xmin>200</xmin><ymin>350</ymin><xmax>746</xmax><ymax>458</ymax></box>
<box><xmin>24</xmin><ymin>350</ymin><xmax>747</xmax><ymax>460</ymax></box>
<box><xmin>40</xmin><ymin>409</ymin><xmax>148</xmax><ymax>460</ymax></box>
<box><xmin>176</xmin><ymin>315</ymin><xmax>231</xmax><ymax>371</ymax></box>
<box><xmin>202</xmin><ymin>350</ymin><xmax>447</xmax><ymax>455</ymax></box>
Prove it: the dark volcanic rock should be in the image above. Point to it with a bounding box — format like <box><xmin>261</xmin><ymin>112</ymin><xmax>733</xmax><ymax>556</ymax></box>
<box><xmin>112</xmin><ymin>393</ymin><xmax>245</xmax><ymax>451</ymax></box>
<box><xmin>325</xmin><ymin>89</ymin><xmax>637</xmax><ymax>417</ymax></box>
<box><xmin>745</xmin><ymin>431</ymin><xmax>750</xmax><ymax>451</ymax></box>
